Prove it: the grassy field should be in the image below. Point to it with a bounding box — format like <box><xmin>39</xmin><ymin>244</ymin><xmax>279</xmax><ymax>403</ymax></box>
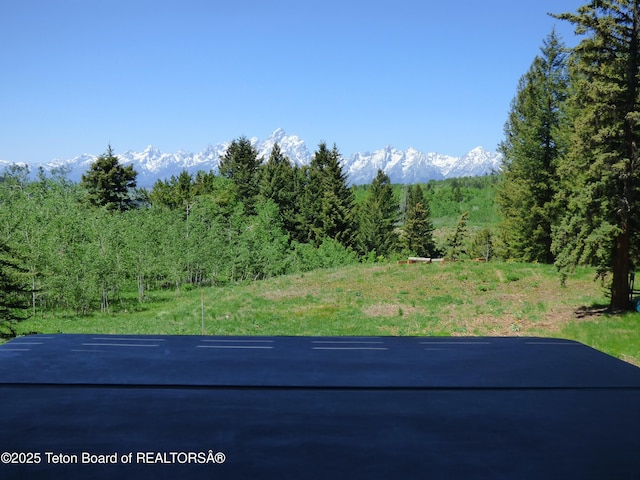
<box><xmin>15</xmin><ymin>260</ymin><xmax>640</xmax><ymax>366</ymax></box>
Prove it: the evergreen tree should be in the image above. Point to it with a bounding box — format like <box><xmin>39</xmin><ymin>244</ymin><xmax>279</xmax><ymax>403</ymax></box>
<box><xmin>497</xmin><ymin>30</ymin><xmax>569</xmax><ymax>263</ymax></box>
<box><xmin>304</xmin><ymin>143</ymin><xmax>356</xmax><ymax>247</ymax></box>
<box><xmin>81</xmin><ymin>145</ymin><xmax>138</xmax><ymax>211</ymax></box>
<box><xmin>402</xmin><ymin>184</ymin><xmax>437</xmax><ymax>257</ymax></box>
<box><xmin>357</xmin><ymin>170</ymin><xmax>399</xmax><ymax>257</ymax></box>
<box><xmin>259</xmin><ymin>143</ymin><xmax>298</xmax><ymax>234</ymax></box>
<box><xmin>193</xmin><ymin>170</ymin><xmax>217</xmax><ymax>196</ymax></box>
<box><xmin>260</xmin><ymin>143</ymin><xmax>290</xmax><ymax>200</ymax></box>
<box><xmin>150</xmin><ymin>170</ymin><xmax>197</xmax><ymax>218</ymax></box>
<box><xmin>218</xmin><ymin>136</ymin><xmax>262</xmax><ymax>213</ymax></box>
<box><xmin>0</xmin><ymin>241</ymin><xmax>31</xmax><ymax>337</ymax></box>
<box><xmin>288</xmin><ymin>164</ymin><xmax>311</xmax><ymax>244</ymax></box>
<box><xmin>447</xmin><ymin>211</ymin><xmax>470</xmax><ymax>260</ymax></box>
<box><xmin>552</xmin><ymin>1</ymin><xmax>640</xmax><ymax>310</ymax></box>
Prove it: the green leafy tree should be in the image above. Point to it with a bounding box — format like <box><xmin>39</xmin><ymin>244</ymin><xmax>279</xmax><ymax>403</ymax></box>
<box><xmin>552</xmin><ymin>1</ymin><xmax>640</xmax><ymax>309</ymax></box>
<box><xmin>497</xmin><ymin>30</ymin><xmax>569</xmax><ymax>263</ymax></box>
<box><xmin>402</xmin><ymin>184</ymin><xmax>437</xmax><ymax>257</ymax></box>
<box><xmin>78</xmin><ymin>209</ymin><xmax>128</xmax><ymax>313</ymax></box>
<box><xmin>450</xmin><ymin>178</ymin><xmax>463</xmax><ymax>203</ymax></box>
<box><xmin>218</xmin><ymin>136</ymin><xmax>262</xmax><ymax>213</ymax></box>
<box><xmin>357</xmin><ymin>170</ymin><xmax>399</xmax><ymax>257</ymax></box>
<box><xmin>470</xmin><ymin>228</ymin><xmax>494</xmax><ymax>262</ymax></box>
<box><xmin>81</xmin><ymin>145</ymin><xmax>138</xmax><ymax>211</ymax></box>
<box><xmin>122</xmin><ymin>206</ymin><xmax>174</xmax><ymax>302</ymax></box>
<box><xmin>239</xmin><ymin>200</ymin><xmax>290</xmax><ymax>280</ymax></box>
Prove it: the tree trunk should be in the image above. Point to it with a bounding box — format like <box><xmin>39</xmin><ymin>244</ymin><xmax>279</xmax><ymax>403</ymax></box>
<box><xmin>137</xmin><ymin>274</ymin><xmax>145</xmax><ymax>303</ymax></box>
<box><xmin>31</xmin><ymin>273</ymin><xmax>37</xmax><ymax>319</ymax></box>
<box><xmin>612</xmin><ymin>4</ymin><xmax>639</xmax><ymax>312</ymax></box>
<box><xmin>101</xmin><ymin>281</ymin><xmax>109</xmax><ymax>313</ymax></box>
<box><xmin>611</xmin><ymin>227</ymin><xmax>631</xmax><ymax>311</ymax></box>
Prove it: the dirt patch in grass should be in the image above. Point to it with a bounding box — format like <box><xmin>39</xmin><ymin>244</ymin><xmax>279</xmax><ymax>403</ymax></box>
<box><xmin>438</xmin><ymin>303</ymin><xmax>588</xmax><ymax>337</ymax></box>
<box><xmin>363</xmin><ymin>304</ymin><xmax>420</xmax><ymax>317</ymax></box>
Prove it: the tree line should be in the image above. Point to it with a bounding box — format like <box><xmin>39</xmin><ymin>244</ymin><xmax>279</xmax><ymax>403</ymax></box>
<box><xmin>0</xmin><ymin>139</ymin><xmax>449</xmax><ymax>333</ymax></box>
<box><xmin>497</xmin><ymin>1</ymin><xmax>640</xmax><ymax>310</ymax></box>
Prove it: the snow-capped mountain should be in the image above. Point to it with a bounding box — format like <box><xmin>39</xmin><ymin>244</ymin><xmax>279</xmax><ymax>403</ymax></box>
<box><xmin>347</xmin><ymin>147</ymin><xmax>456</xmax><ymax>184</ymax></box>
<box><xmin>1</xmin><ymin>129</ymin><xmax>502</xmax><ymax>186</ymax></box>
<box><xmin>257</xmin><ymin>128</ymin><xmax>310</xmax><ymax>167</ymax></box>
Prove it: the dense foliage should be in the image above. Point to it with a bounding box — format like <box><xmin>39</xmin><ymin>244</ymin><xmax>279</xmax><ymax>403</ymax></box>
<box><xmin>356</xmin><ymin>170</ymin><xmax>399</xmax><ymax>257</ymax></box>
<box><xmin>4</xmin><ymin>140</ymin><xmax>501</xmax><ymax>323</ymax></box>
<box><xmin>0</xmin><ymin>240</ymin><xmax>31</xmax><ymax>337</ymax></box>
<box><xmin>497</xmin><ymin>30</ymin><xmax>569</xmax><ymax>263</ymax></box>
<box><xmin>401</xmin><ymin>184</ymin><xmax>437</xmax><ymax>257</ymax></box>
<box><xmin>497</xmin><ymin>1</ymin><xmax>640</xmax><ymax>309</ymax></box>
<box><xmin>551</xmin><ymin>0</ymin><xmax>640</xmax><ymax>309</ymax></box>
<box><xmin>81</xmin><ymin>145</ymin><xmax>139</xmax><ymax>212</ymax></box>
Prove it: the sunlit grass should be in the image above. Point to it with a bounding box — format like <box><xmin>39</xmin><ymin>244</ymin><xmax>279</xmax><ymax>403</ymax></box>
<box><xmin>14</xmin><ymin>261</ymin><xmax>639</xmax><ymax>366</ymax></box>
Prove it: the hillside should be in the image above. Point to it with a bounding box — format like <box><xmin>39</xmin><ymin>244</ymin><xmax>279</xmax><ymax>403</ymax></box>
<box><xmin>15</xmin><ymin>261</ymin><xmax>639</xmax><ymax>366</ymax></box>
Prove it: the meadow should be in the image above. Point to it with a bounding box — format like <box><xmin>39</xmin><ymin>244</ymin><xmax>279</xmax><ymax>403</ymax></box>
<box><xmin>16</xmin><ymin>260</ymin><xmax>640</xmax><ymax>366</ymax></box>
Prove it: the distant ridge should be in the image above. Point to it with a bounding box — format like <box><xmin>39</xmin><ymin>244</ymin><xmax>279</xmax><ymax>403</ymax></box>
<box><xmin>0</xmin><ymin>129</ymin><xmax>502</xmax><ymax>186</ymax></box>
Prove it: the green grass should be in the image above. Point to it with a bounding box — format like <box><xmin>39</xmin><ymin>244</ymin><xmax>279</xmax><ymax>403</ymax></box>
<box><xmin>559</xmin><ymin>312</ymin><xmax>640</xmax><ymax>366</ymax></box>
<box><xmin>13</xmin><ymin>260</ymin><xmax>640</xmax><ymax>366</ymax></box>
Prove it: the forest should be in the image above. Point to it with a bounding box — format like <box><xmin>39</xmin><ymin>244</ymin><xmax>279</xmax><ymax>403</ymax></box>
<box><xmin>3</xmin><ymin>1</ymin><xmax>640</xmax><ymax>334</ymax></box>
<box><xmin>0</xmin><ymin>139</ymin><xmax>499</xmax><ymax>334</ymax></box>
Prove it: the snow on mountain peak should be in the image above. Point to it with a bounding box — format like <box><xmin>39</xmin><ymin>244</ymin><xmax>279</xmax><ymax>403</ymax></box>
<box><xmin>269</xmin><ymin>128</ymin><xmax>287</xmax><ymax>143</ymax></box>
<box><xmin>256</xmin><ymin>129</ymin><xmax>310</xmax><ymax>166</ymax></box>
<box><xmin>17</xmin><ymin>129</ymin><xmax>502</xmax><ymax>186</ymax></box>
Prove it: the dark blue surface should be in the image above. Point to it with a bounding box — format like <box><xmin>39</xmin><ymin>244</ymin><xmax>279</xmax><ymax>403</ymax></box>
<box><xmin>0</xmin><ymin>334</ymin><xmax>639</xmax><ymax>479</ymax></box>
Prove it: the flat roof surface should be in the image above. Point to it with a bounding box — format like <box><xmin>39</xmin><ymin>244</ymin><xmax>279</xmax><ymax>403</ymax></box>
<box><xmin>0</xmin><ymin>334</ymin><xmax>639</xmax><ymax>479</ymax></box>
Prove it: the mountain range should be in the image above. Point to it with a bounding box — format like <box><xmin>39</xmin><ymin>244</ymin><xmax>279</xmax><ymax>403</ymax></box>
<box><xmin>1</xmin><ymin>129</ymin><xmax>503</xmax><ymax>186</ymax></box>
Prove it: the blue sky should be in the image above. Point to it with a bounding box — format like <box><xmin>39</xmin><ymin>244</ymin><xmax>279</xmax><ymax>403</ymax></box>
<box><xmin>1</xmin><ymin>0</ymin><xmax>584</xmax><ymax>164</ymax></box>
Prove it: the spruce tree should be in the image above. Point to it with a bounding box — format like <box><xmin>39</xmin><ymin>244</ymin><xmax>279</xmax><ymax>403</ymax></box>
<box><xmin>552</xmin><ymin>1</ymin><xmax>640</xmax><ymax>310</ymax></box>
<box><xmin>497</xmin><ymin>30</ymin><xmax>569</xmax><ymax>263</ymax></box>
<box><xmin>402</xmin><ymin>184</ymin><xmax>437</xmax><ymax>257</ymax></box>
<box><xmin>357</xmin><ymin>170</ymin><xmax>399</xmax><ymax>257</ymax></box>
<box><xmin>0</xmin><ymin>241</ymin><xmax>31</xmax><ymax>337</ymax></box>
<box><xmin>218</xmin><ymin>136</ymin><xmax>262</xmax><ymax>213</ymax></box>
<box><xmin>304</xmin><ymin>143</ymin><xmax>356</xmax><ymax>247</ymax></box>
<box><xmin>193</xmin><ymin>170</ymin><xmax>217</xmax><ymax>196</ymax></box>
<box><xmin>447</xmin><ymin>212</ymin><xmax>470</xmax><ymax>260</ymax></box>
<box><xmin>260</xmin><ymin>144</ymin><xmax>288</xmax><ymax>199</ymax></box>
<box><xmin>288</xmin><ymin>164</ymin><xmax>311</xmax><ymax>244</ymax></box>
<box><xmin>149</xmin><ymin>170</ymin><xmax>198</xmax><ymax>218</ymax></box>
<box><xmin>259</xmin><ymin>143</ymin><xmax>297</xmax><ymax>231</ymax></box>
<box><xmin>81</xmin><ymin>145</ymin><xmax>138</xmax><ymax>211</ymax></box>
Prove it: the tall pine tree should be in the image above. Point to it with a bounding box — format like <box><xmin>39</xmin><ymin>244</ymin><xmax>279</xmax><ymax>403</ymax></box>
<box><xmin>552</xmin><ymin>1</ymin><xmax>640</xmax><ymax>310</ymax></box>
<box><xmin>81</xmin><ymin>145</ymin><xmax>138</xmax><ymax>212</ymax></box>
<box><xmin>357</xmin><ymin>170</ymin><xmax>399</xmax><ymax>257</ymax></box>
<box><xmin>402</xmin><ymin>184</ymin><xmax>437</xmax><ymax>257</ymax></box>
<box><xmin>218</xmin><ymin>136</ymin><xmax>262</xmax><ymax>213</ymax></box>
<box><xmin>0</xmin><ymin>241</ymin><xmax>31</xmax><ymax>337</ymax></box>
<box><xmin>303</xmin><ymin>143</ymin><xmax>356</xmax><ymax>247</ymax></box>
<box><xmin>497</xmin><ymin>30</ymin><xmax>569</xmax><ymax>263</ymax></box>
